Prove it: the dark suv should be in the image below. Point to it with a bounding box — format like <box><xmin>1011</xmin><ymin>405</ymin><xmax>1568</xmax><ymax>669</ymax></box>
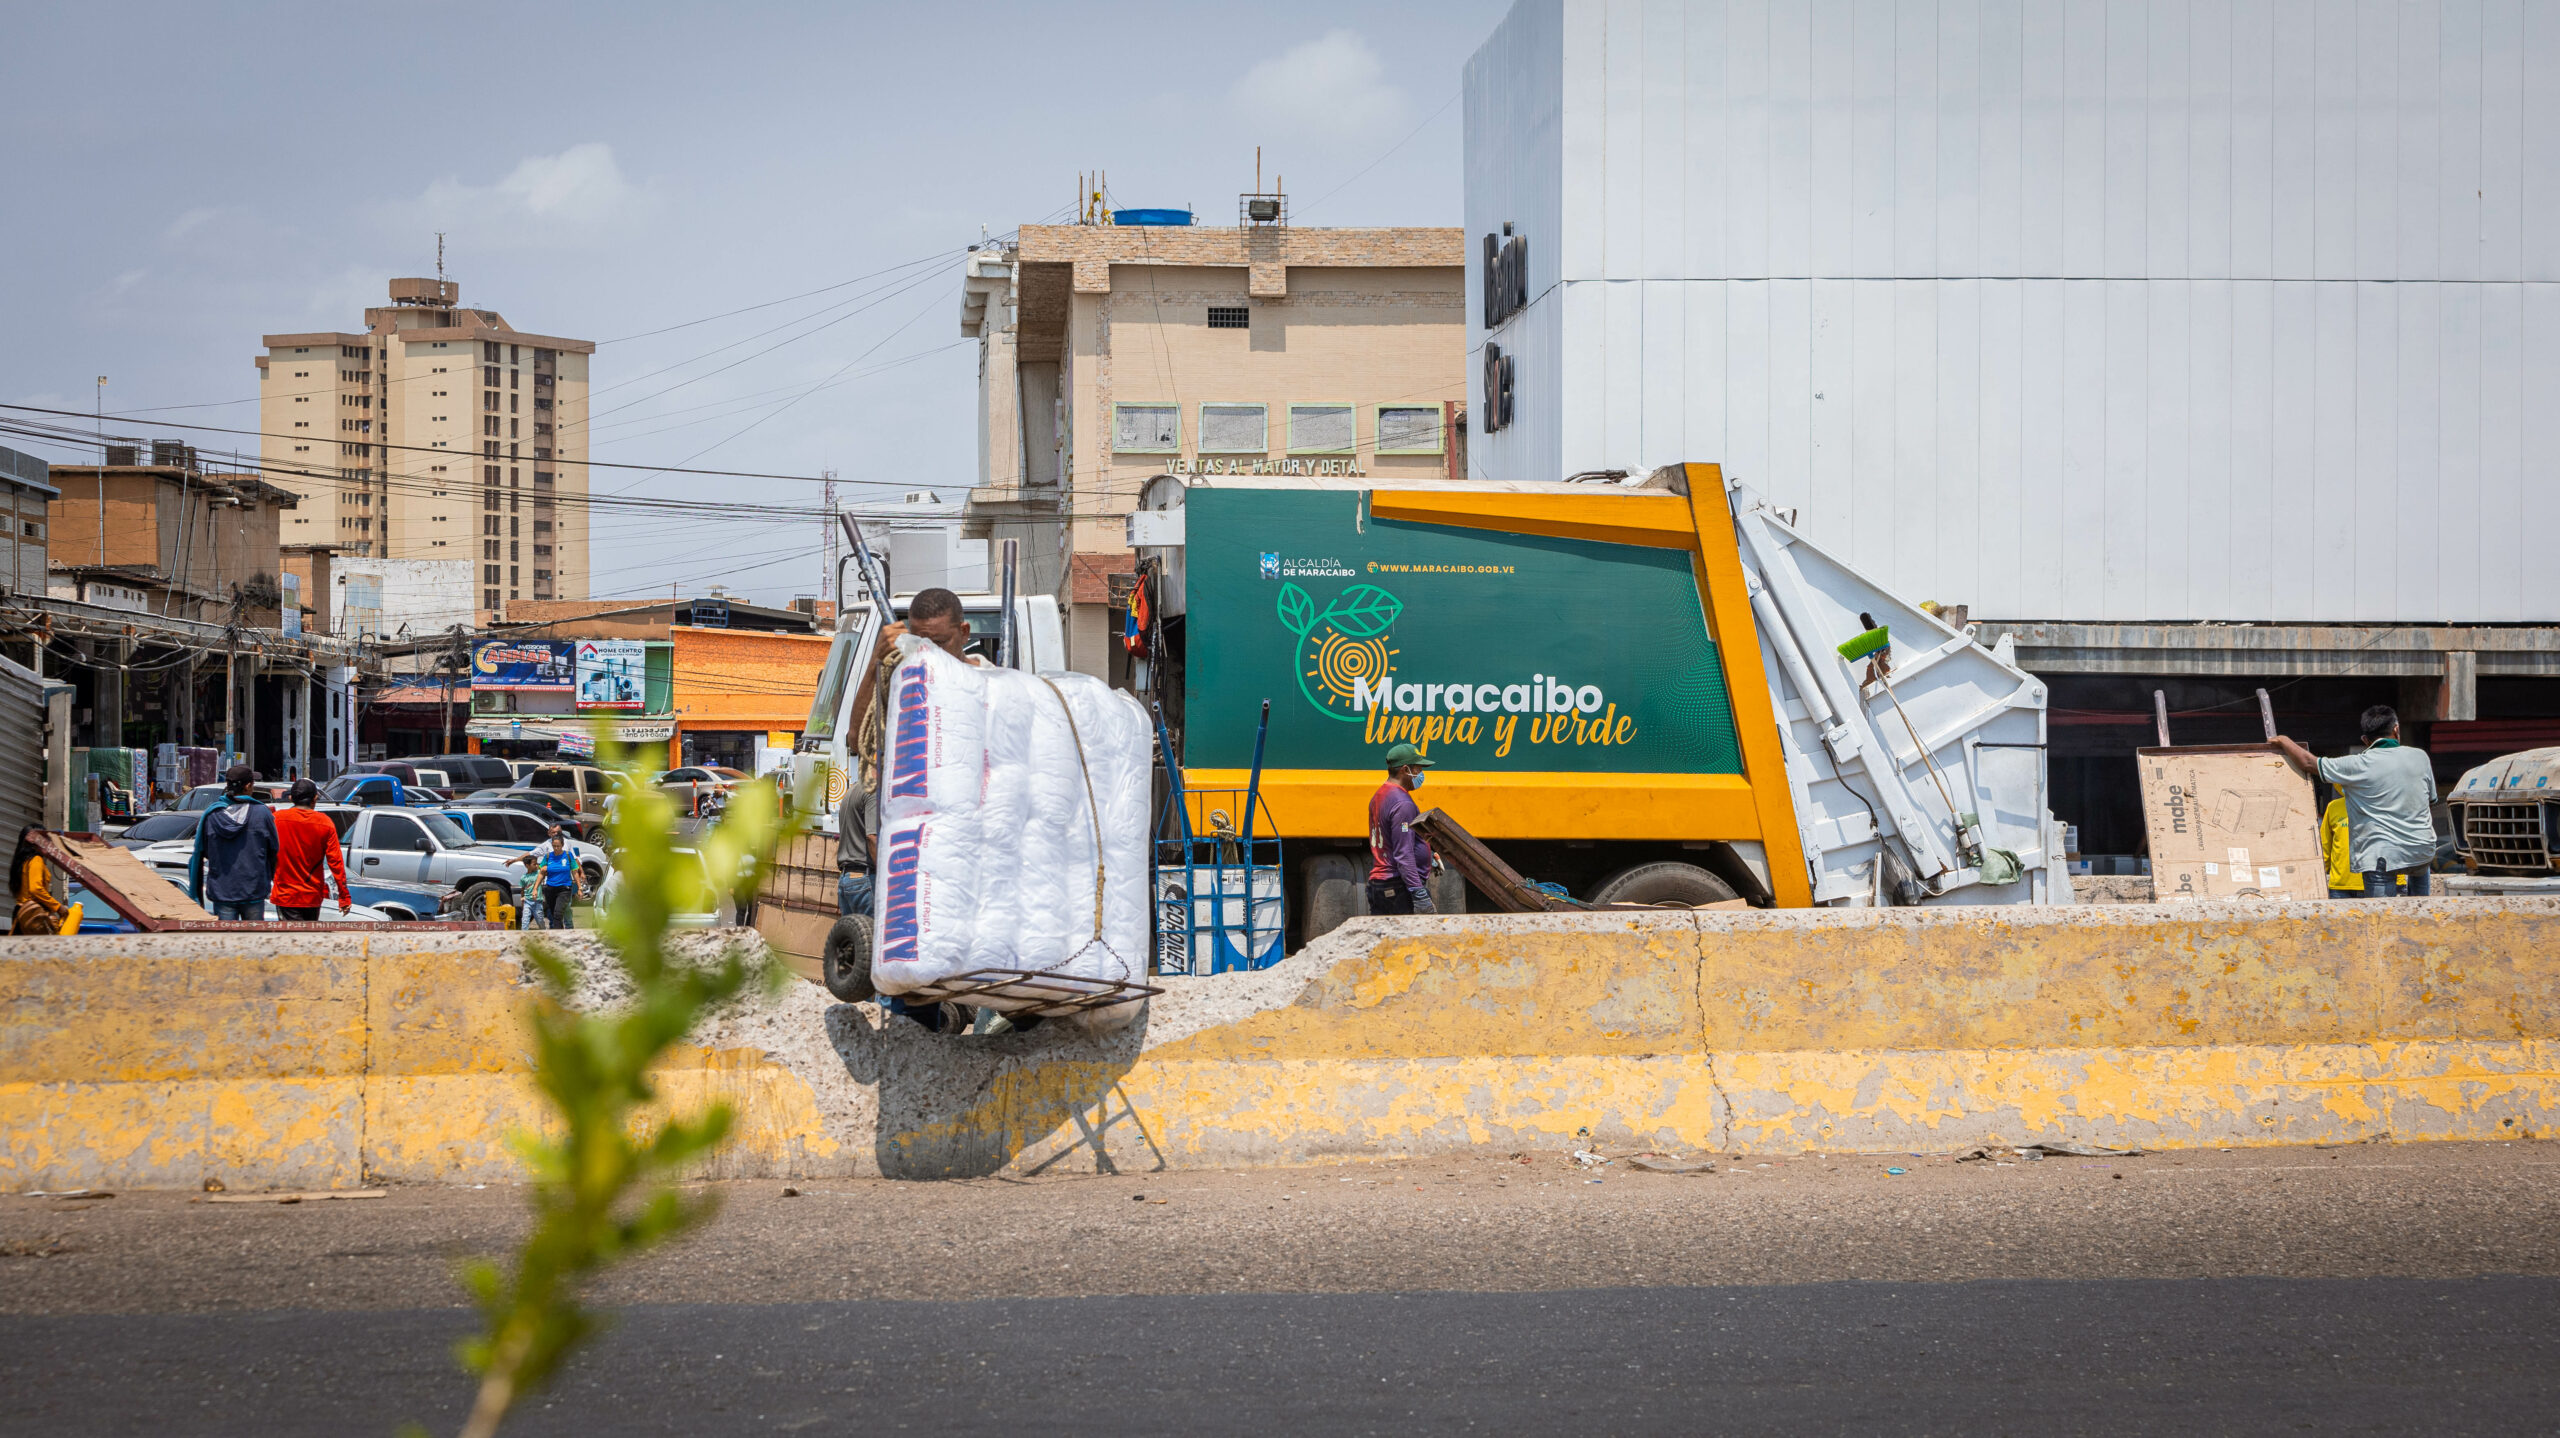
<box><xmin>413</xmin><ymin>754</ymin><xmax>519</xmax><ymax>790</ymax></box>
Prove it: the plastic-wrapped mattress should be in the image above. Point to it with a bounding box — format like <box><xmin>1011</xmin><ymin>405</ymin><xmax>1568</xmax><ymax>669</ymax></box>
<box><xmin>871</xmin><ymin>637</ymin><xmax>1151</xmax><ymax>1010</ymax></box>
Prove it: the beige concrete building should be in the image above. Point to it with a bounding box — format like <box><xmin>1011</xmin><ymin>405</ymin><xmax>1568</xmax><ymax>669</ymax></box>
<box><xmin>256</xmin><ymin>278</ymin><xmax>592</xmax><ymax>617</ymax></box>
<box><xmin>961</xmin><ymin>222</ymin><xmax>1467</xmax><ymax>674</ymax></box>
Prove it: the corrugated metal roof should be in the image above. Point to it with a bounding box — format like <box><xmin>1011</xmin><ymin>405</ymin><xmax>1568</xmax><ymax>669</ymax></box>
<box><xmin>0</xmin><ymin>444</ymin><xmax>59</xmax><ymax>497</ymax></box>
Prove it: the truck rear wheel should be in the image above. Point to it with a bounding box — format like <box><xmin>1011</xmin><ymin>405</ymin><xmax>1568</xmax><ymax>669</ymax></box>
<box><xmin>1587</xmin><ymin>862</ymin><xmax>1738</xmax><ymax>909</ymax></box>
<box><xmin>457</xmin><ymin>881</ymin><xmax>510</xmax><ymax>924</ymax></box>
<box><xmin>822</xmin><ymin>914</ymin><xmax>875</xmax><ymax>1003</ymax></box>
<box><xmin>1302</xmin><ymin>853</ymin><xmax>1364</xmax><ymax>944</ymax></box>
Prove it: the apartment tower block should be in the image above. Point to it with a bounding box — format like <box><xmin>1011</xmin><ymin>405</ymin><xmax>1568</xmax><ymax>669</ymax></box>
<box><xmin>257</xmin><ymin>278</ymin><xmax>591</xmax><ymax>615</ymax></box>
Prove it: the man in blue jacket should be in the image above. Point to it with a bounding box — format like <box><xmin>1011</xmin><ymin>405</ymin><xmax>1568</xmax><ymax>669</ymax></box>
<box><xmin>188</xmin><ymin>765</ymin><xmax>278</xmax><ymax>921</ymax></box>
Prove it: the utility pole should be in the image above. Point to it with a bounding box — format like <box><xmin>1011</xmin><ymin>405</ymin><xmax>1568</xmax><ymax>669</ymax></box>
<box><xmin>94</xmin><ymin>376</ymin><xmax>106</xmax><ymax>566</ymax></box>
<box><xmin>821</xmin><ymin>469</ymin><xmax>839</xmax><ymax>608</ymax></box>
<box><xmin>439</xmin><ymin>624</ymin><xmax>467</xmax><ymax>754</ymax></box>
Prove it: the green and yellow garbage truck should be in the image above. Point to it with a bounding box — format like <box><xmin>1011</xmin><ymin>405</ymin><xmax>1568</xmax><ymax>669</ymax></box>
<box><xmin>1126</xmin><ymin>462</ymin><xmax>2066</xmax><ymax>941</ymax></box>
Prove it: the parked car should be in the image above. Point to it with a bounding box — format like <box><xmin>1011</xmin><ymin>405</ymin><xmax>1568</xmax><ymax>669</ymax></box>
<box><xmin>112</xmin><ymin>809</ymin><xmax>202</xmax><ymax>851</ymax></box>
<box><xmin>320</xmin><ymin>773</ymin><xmax>449</xmax><ymax>807</ymax></box>
<box><xmin>513</xmin><ymin>764</ymin><xmax>630</xmax><ymax>823</ymax></box>
<box><xmin>340</xmin><ymin>807</ymin><xmax>594</xmax><ymax>907</ymax></box>
<box><xmin>412</xmin><ymin>754</ymin><xmax>518</xmax><ymax>791</ymax></box>
<box><xmin>441</xmin><ymin>804</ymin><xmax>610</xmax><ymax>875</ymax></box>
<box><xmin>168</xmin><ymin>781</ymin><xmax>291</xmax><ymax>812</ymax></box>
<box><xmin>652</xmin><ymin>765</ymin><xmax>750</xmax><ymax>818</ymax></box>
<box><xmin>593</xmin><ymin>847</ymin><xmax>729</xmax><ymax>928</ymax></box>
<box><xmin>130</xmin><ymin>804</ymin><xmax>462</xmax><ymax>920</ymax></box>
<box><xmin>461</xmin><ymin>788</ymin><xmax>599</xmax><ymax>840</ymax></box>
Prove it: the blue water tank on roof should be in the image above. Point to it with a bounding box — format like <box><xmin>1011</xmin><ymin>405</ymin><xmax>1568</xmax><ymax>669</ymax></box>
<box><xmin>1112</xmin><ymin>208</ymin><xmax>1193</xmax><ymax>227</ymax></box>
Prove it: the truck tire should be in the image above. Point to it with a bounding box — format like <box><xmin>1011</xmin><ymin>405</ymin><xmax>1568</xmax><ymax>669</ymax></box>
<box><xmin>457</xmin><ymin>880</ymin><xmax>509</xmax><ymax>923</ymax></box>
<box><xmin>1587</xmin><ymin>862</ymin><xmax>1738</xmax><ymax>909</ymax></box>
<box><xmin>1427</xmin><ymin>868</ymin><xmax>1466</xmax><ymax>916</ymax></box>
<box><xmin>1302</xmin><ymin>853</ymin><xmax>1365</xmax><ymax>944</ymax></box>
<box><xmin>821</xmin><ymin>914</ymin><xmax>875</xmax><ymax>1003</ymax></box>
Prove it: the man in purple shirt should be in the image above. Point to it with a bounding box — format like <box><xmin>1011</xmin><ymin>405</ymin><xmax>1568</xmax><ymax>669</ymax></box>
<box><xmin>1367</xmin><ymin>742</ymin><xmax>1438</xmax><ymax>915</ymax></box>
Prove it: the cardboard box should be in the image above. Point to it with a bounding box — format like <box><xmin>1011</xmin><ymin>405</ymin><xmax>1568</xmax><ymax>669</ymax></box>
<box><xmin>2136</xmin><ymin>744</ymin><xmax>2322</xmax><ymax>902</ymax></box>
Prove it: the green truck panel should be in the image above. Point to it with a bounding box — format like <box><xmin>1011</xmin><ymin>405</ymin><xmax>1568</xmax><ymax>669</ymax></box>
<box><xmin>1183</xmin><ymin>489</ymin><xmax>1744</xmax><ymax>775</ymax></box>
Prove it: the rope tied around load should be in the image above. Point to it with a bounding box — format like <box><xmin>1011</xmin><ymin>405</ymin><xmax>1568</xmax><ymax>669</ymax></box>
<box><xmin>1037</xmin><ymin>675</ymin><xmax>1110</xmax><ymax>948</ymax></box>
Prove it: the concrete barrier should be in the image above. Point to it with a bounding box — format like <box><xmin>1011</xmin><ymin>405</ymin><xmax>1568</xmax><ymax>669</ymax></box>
<box><xmin>4</xmin><ymin>900</ymin><xmax>2557</xmax><ymax>1189</ymax></box>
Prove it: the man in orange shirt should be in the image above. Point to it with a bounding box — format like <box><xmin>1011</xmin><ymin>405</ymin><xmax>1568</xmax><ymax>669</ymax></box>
<box><xmin>270</xmin><ymin>778</ymin><xmax>351</xmax><ymax>921</ymax></box>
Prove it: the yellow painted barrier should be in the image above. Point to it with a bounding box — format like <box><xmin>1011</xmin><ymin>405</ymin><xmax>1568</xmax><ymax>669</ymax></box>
<box><xmin>4</xmin><ymin>902</ymin><xmax>2558</xmax><ymax>1189</ymax></box>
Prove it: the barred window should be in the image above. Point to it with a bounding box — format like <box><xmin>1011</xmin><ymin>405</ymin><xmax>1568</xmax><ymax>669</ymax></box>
<box><xmin>1197</xmin><ymin>403</ymin><xmax>1267</xmax><ymax>454</ymax></box>
<box><xmin>1112</xmin><ymin>403</ymin><xmax>1179</xmax><ymax>453</ymax></box>
<box><xmin>1206</xmin><ymin>306</ymin><xmax>1249</xmax><ymax>329</ymax></box>
<box><xmin>1289</xmin><ymin>403</ymin><xmax>1356</xmax><ymax>454</ymax></box>
<box><xmin>1376</xmin><ymin>405</ymin><xmax>1443</xmax><ymax>454</ymax></box>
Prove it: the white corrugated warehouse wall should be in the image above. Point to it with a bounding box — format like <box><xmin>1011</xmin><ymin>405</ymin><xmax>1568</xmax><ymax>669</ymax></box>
<box><xmin>1465</xmin><ymin>0</ymin><xmax>2560</xmax><ymax>625</ymax></box>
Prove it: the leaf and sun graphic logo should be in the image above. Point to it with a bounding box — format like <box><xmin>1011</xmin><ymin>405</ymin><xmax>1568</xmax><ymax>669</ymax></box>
<box><xmin>1275</xmin><ymin>581</ymin><xmax>1401</xmax><ymax>723</ymax></box>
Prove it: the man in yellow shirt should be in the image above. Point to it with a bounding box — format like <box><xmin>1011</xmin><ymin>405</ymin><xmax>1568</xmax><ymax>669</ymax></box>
<box><xmin>2321</xmin><ymin>798</ymin><xmax>2362</xmax><ymax>899</ymax></box>
<box><xmin>2321</xmin><ymin>795</ymin><xmax>2405</xmax><ymax>899</ymax></box>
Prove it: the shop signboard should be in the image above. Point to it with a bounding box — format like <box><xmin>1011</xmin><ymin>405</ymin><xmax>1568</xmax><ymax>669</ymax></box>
<box><xmin>556</xmin><ymin>729</ymin><xmax>596</xmax><ymax>759</ymax></box>
<box><xmin>473</xmin><ymin>639</ymin><xmax>573</xmax><ymax>691</ymax></box>
<box><xmin>575</xmin><ymin>639</ymin><xmax>647</xmax><ymax>710</ymax></box>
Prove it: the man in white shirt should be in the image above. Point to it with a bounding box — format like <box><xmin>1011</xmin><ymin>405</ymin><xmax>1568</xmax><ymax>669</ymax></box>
<box><xmin>2273</xmin><ymin>706</ymin><xmax>2438</xmax><ymax>898</ymax></box>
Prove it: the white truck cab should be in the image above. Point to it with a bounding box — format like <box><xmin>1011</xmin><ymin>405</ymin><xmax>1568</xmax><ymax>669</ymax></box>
<box><xmin>789</xmin><ymin>591</ymin><xmax>1065</xmax><ymax>839</ymax></box>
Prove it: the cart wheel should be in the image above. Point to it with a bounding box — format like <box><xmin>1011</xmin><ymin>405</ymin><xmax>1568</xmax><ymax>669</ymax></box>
<box><xmin>822</xmin><ymin>914</ymin><xmax>875</xmax><ymax>1003</ymax></box>
<box><xmin>1302</xmin><ymin>852</ymin><xmax>1364</xmax><ymax>943</ymax></box>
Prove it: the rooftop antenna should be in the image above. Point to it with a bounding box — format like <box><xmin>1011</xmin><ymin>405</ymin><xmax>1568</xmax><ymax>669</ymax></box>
<box><xmin>435</xmin><ymin>232</ymin><xmax>445</xmax><ymax>283</ymax></box>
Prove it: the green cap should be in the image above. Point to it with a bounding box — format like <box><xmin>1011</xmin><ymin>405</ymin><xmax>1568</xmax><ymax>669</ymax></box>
<box><xmin>1382</xmin><ymin>743</ymin><xmax>1436</xmax><ymax>770</ymax></box>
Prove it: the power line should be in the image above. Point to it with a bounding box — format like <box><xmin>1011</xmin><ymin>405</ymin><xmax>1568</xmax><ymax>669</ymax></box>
<box><xmin>598</xmin><ymin>279</ymin><xmax>955</xmax><ymax>497</ymax></box>
<box><xmin>595</xmin><ymin>246</ymin><xmax>973</xmax><ymax>345</ymax></box>
<box><xmin>0</xmin><ymin>402</ymin><xmax>832</xmax><ymax>484</ymax></box>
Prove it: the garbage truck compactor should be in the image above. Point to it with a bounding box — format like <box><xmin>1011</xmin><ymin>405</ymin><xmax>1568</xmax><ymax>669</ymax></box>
<box><xmin>1129</xmin><ymin>462</ymin><xmax>2069</xmax><ymax>943</ymax></box>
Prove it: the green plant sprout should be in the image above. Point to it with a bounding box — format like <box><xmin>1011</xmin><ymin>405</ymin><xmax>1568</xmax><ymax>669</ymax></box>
<box><xmin>446</xmin><ymin>751</ymin><xmax>800</xmax><ymax>1438</ymax></box>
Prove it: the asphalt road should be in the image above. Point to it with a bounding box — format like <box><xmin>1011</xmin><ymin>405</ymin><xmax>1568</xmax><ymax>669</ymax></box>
<box><xmin>6</xmin><ymin>1278</ymin><xmax>2558</xmax><ymax>1435</ymax></box>
<box><xmin>5</xmin><ymin>1141</ymin><xmax>2559</xmax><ymax>1434</ymax></box>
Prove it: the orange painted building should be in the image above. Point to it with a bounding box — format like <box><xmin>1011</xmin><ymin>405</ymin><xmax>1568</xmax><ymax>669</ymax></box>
<box><xmin>667</xmin><ymin>626</ymin><xmax>832</xmax><ymax>771</ymax></box>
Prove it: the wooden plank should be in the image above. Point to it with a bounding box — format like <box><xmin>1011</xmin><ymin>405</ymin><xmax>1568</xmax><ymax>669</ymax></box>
<box><xmin>33</xmin><ymin>831</ymin><xmax>211</xmax><ymax>929</ymax></box>
<box><xmin>1412</xmin><ymin>808</ymin><xmax>1571</xmax><ymax>913</ymax></box>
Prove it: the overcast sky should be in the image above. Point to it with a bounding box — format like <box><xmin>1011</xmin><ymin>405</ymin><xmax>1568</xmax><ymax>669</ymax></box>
<box><xmin>2</xmin><ymin>0</ymin><xmax>1506</xmax><ymax>605</ymax></box>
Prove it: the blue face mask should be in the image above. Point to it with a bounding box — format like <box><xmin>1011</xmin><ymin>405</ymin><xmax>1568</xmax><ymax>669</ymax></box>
<box><xmin>1407</xmin><ymin>770</ymin><xmax>1425</xmax><ymax>789</ymax></box>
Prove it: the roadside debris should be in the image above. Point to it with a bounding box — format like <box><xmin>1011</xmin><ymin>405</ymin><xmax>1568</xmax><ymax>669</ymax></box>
<box><xmin>1625</xmin><ymin>1155</ymin><xmax>1717</xmax><ymax>1175</ymax></box>
<box><xmin>0</xmin><ymin>1236</ymin><xmax>71</xmax><ymax>1257</ymax></box>
<box><xmin>199</xmin><ymin>1189</ymin><xmax>387</xmax><ymax>1205</ymax></box>
<box><xmin>1571</xmin><ymin>1149</ymin><xmax>1610</xmax><ymax>1168</ymax></box>
<box><xmin>1958</xmin><ymin>1142</ymin><xmax>2145</xmax><ymax>1162</ymax></box>
<box><xmin>200</xmin><ymin>1177</ymin><xmax>226</xmax><ymax>1193</ymax></box>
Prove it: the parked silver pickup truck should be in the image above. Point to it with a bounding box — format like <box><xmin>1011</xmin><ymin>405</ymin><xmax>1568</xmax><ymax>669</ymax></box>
<box><xmin>341</xmin><ymin>807</ymin><xmax>595</xmax><ymax>911</ymax></box>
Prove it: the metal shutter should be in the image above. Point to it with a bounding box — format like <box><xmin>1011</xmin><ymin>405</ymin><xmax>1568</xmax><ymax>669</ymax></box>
<box><xmin>0</xmin><ymin>656</ymin><xmax>45</xmax><ymax>837</ymax></box>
